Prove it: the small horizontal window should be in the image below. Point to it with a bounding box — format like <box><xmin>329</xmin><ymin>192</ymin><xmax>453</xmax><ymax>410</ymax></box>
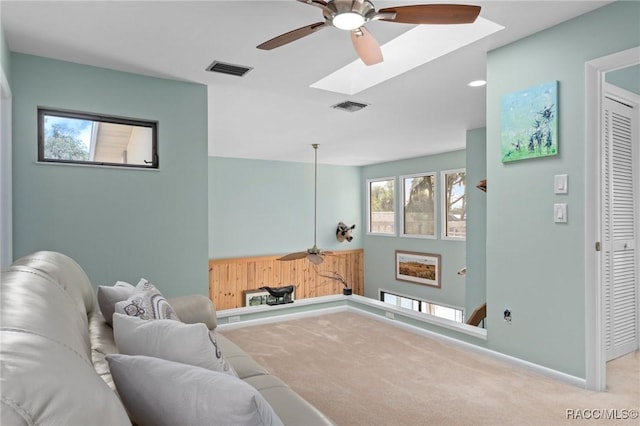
<box><xmin>380</xmin><ymin>290</ymin><xmax>464</xmax><ymax>323</ymax></box>
<box><xmin>38</xmin><ymin>108</ymin><xmax>158</xmax><ymax>169</ymax></box>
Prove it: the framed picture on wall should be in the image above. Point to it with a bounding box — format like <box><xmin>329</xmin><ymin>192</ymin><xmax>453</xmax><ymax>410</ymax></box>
<box><xmin>501</xmin><ymin>80</ymin><xmax>558</xmax><ymax>162</ymax></box>
<box><xmin>395</xmin><ymin>250</ymin><xmax>441</xmax><ymax>288</ymax></box>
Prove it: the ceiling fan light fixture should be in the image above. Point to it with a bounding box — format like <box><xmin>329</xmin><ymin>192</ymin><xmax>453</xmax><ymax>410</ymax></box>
<box><xmin>333</xmin><ymin>12</ymin><xmax>365</xmax><ymax>30</ymax></box>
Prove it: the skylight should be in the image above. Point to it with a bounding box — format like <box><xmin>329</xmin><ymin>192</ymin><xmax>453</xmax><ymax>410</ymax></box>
<box><xmin>310</xmin><ymin>17</ymin><xmax>504</xmax><ymax>95</ymax></box>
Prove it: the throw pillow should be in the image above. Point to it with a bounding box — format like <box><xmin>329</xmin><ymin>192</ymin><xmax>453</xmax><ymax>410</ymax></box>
<box><xmin>97</xmin><ymin>281</ymin><xmax>135</xmax><ymax>326</ymax></box>
<box><xmin>114</xmin><ymin>278</ymin><xmax>180</xmax><ymax>321</ymax></box>
<box><xmin>106</xmin><ymin>354</ymin><xmax>283</xmax><ymax>426</ymax></box>
<box><xmin>112</xmin><ymin>313</ymin><xmax>236</xmax><ymax>376</ymax></box>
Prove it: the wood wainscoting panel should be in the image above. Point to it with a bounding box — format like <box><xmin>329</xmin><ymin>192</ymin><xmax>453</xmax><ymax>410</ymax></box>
<box><xmin>209</xmin><ymin>249</ymin><xmax>363</xmax><ymax>310</ymax></box>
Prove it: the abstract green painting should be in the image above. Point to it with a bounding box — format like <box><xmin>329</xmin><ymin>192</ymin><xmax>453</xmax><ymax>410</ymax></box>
<box><xmin>501</xmin><ymin>80</ymin><xmax>558</xmax><ymax>162</ymax></box>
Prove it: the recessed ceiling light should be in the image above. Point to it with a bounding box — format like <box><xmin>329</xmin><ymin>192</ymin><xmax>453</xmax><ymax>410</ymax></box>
<box><xmin>468</xmin><ymin>80</ymin><xmax>487</xmax><ymax>87</ymax></box>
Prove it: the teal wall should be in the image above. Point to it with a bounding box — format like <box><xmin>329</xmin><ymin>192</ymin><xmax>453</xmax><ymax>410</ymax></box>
<box><xmin>606</xmin><ymin>64</ymin><xmax>640</xmax><ymax>94</ymax></box>
<box><xmin>465</xmin><ymin>128</ymin><xmax>487</xmax><ymax>317</ymax></box>
<box><xmin>1</xmin><ymin>24</ymin><xmax>9</xmax><ymax>83</ymax></box>
<box><xmin>485</xmin><ymin>1</ymin><xmax>640</xmax><ymax>378</ymax></box>
<box><xmin>362</xmin><ymin>150</ymin><xmax>467</xmax><ymax>311</ymax></box>
<box><xmin>11</xmin><ymin>54</ymin><xmax>209</xmax><ymax>297</ymax></box>
<box><xmin>0</xmin><ymin>25</ymin><xmax>11</xmax><ymax>268</ymax></box>
<box><xmin>209</xmin><ymin>156</ymin><xmax>362</xmax><ymax>259</ymax></box>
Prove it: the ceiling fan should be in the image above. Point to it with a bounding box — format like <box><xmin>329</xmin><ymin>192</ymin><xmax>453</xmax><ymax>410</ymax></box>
<box><xmin>278</xmin><ymin>144</ymin><xmax>331</xmax><ymax>265</ymax></box>
<box><xmin>257</xmin><ymin>0</ymin><xmax>481</xmax><ymax>65</ymax></box>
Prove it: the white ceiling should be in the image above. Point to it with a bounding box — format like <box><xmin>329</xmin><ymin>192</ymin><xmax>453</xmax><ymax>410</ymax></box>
<box><xmin>1</xmin><ymin>0</ymin><xmax>611</xmax><ymax>165</ymax></box>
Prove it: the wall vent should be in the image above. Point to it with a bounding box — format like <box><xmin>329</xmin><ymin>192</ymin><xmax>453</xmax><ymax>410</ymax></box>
<box><xmin>206</xmin><ymin>61</ymin><xmax>253</xmax><ymax>77</ymax></box>
<box><xmin>331</xmin><ymin>100</ymin><xmax>369</xmax><ymax>112</ymax></box>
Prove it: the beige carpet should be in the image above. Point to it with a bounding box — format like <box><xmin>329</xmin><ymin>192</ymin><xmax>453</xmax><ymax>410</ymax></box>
<box><xmin>221</xmin><ymin>312</ymin><xmax>639</xmax><ymax>426</ymax></box>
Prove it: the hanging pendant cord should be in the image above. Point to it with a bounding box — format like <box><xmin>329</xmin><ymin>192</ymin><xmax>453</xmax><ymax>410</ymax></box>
<box><xmin>312</xmin><ymin>144</ymin><xmax>318</xmax><ymax>250</ymax></box>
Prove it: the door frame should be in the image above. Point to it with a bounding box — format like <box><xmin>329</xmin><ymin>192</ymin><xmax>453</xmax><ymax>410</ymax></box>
<box><xmin>585</xmin><ymin>46</ymin><xmax>640</xmax><ymax>391</ymax></box>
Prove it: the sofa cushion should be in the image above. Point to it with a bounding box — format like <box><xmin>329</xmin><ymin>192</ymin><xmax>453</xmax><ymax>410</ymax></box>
<box><xmin>168</xmin><ymin>294</ymin><xmax>218</xmax><ymax>330</ymax></box>
<box><xmin>106</xmin><ymin>354</ymin><xmax>283</xmax><ymax>426</ymax></box>
<box><xmin>89</xmin><ymin>309</ymin><xmax>120</xmax><ymax>391</ymax></box>
<box><xmin>1</xmin><ymin>266</ymin><xmax>92</xmax><ymax>359</ymax></box>
<box><xmin>216</xmin><ymin>333</ymin><xmax>270</xmax><ymax>379</ymax></box>
<box><xmin>244</xmin><ymin>375</ymin><xmax>336</xmax><ymax>426</ymax></box>
<box><xmin>1</xmin><ymin>331</ymin><xmax>131</xmax><ymax>426</ymax></box>
<box><xmin>113</xmin><ymin>313</ymin><xmax>236</xmax><ymax>376</ymax></box>
<box><xmin>114</xmin><ymin>279</ymin><xmax>180</xmax><ymax>321</ymax></box>
<box><xmin>97</xmin><ymin>281</ymin><xmax>135</xmax><ymax>326</ymax></box>
<box><xmin>11</xmin><ymin>251</ymin><xmax>96</xmax><ymax>315</ymax></box>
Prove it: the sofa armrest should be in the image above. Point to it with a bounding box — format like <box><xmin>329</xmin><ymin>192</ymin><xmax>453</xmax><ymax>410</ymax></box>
<box><xmin>168</xmin><ymin>295</ymin><xmax>217</xmax><ymax>330</ymax></box>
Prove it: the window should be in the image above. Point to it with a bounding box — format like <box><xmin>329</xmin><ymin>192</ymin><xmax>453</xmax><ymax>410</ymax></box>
<box><xmin>380</xmin><ymin>290</ymin><xmax>464</xmax><ymax>323</ymax></box>
<box><xmin>38</xmin><ymin>108</ymin><xmax>158</xmax><ymax>169</ymax></box>
<box><xmin>367</xmin><ymin>177</ymin><xmax>395</xmax><ymax>235</ymax></box>
<box><xmin>401</xmin><ymin>173</ymin><xmax>436</xmax><ymax>238</ymax></box>
<box><xmin>441</xmin><ymin>169</ymin><xmax>466</xmax><ymax>240</ymax></box>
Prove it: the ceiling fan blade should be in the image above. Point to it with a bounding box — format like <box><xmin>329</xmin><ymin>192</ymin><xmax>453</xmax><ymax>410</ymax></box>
<box><xmin>378</xmin><ymin>4</ymin><xmax>481</xmax><ymax>25</ymax></box>
<box><xmin>308</xmin><ymin>254</ymin><xmax>324</xmax><ymax>265</ymax></box>
<box><xmin>277</xmin><ymin>252</ymin><xmax>309</xmax><ymax>261</ymax></box>
<box><xmin>351</xmin><ymin>27</ymin><xmax>383</xmax><ymax>66</ymax></box>
<box><xmin>257</xmin><ymin>22</ymin><xmax>328</xmax><ymax>50</ymax></box>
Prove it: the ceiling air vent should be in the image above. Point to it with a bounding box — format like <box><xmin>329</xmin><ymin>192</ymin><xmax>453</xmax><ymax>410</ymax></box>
<box><xmin>331</xmin><ymin>100</ymin><xmax>369</xmax><ymax>112</ymax></box>
<box><xmin>206</xmin><ymin>61</ymin><xmax>253</xmax><ymax>77</ymax></box>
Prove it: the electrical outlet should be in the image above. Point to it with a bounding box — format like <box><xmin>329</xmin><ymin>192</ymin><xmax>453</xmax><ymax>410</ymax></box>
<box><xmin>503</xmin><ymin>309</ymin><xmax>512</xmax><ymax>323</ymax></box>
<box><xmin>385</xmin><ymin>312</ymin><xmax>395</xmax><ymax>320</ymax></box>
<box><xmin>228</xmin><ymin>315</ymin><xmax>241</xmax><ymax>323</ymax></box>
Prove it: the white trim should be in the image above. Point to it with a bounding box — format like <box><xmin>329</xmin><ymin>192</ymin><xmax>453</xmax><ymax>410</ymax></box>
<box><xmin>217</xmin><ymin>305</ymin><xmax>348</xmax><ymax>331</ymax></box>
<box><xmin>351</xmin><ymin>306</ymin><xmax>586</xmax><ymax>388</ymax></box>
<box><xmin>365</xmin><ymin>176</ymin><xmax>397</xmax><ymax>236</ymax></box>
<box><xmin>399</xmin><ymin>172</ymin><xmax>437</xmax><ymax>239</ymax></box>
<box><xmin>604</xmin><ymin>83</ymin><xmax>640</xmax><ymax>108</ymax></box>
<box><xmin>217</xmin><ymin>294</ymin><xmax>345</xmax><ymax>319</ymax></box>
<box><xmin>35</xmin><ymin>161</ymin><xmax>160</xmax><ymax>172</ymax></box>
<box><xmin>217</xmin><ymin>294</ymin><xmax>485</xmax><ymax>339</ymax></box>
<box><xmin>216</xmin><ymin>294</ymin><xmax>586</xmax><ymax>388</ymax></box>
<box><xmin>378</xmin><ymin>287</ymin><xmax>466</xmax><ymax>321</ymax></box>
<box><xmin>585</xmin><ymin>46</ymin><xmax>640</xmax><ymax>392</ymax></box>
<box><xmin>348</xmin><ymin>294</ymin><xmax>482</xmax><ymax>338</ymax></box>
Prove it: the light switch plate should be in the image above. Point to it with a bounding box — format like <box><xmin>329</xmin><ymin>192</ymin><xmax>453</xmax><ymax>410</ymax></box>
<box><xmin>554</xmin><ymin>174</ymin><xmax>568</xmax><ymax>194</ymax></box>
<box><xmin>554</xmin><ymin>203</ymin><xmax>567</xmax><ymax>223</ymax></box>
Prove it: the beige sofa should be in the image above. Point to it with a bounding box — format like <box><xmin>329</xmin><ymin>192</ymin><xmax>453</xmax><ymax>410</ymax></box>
<box><xmin>0</xmin><ymin>251</ymin><xmax>333</xmax><ymax>425</ymax></box>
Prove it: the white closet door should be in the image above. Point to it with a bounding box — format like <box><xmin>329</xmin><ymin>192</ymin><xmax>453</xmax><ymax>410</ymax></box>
<box><xmin>602</xmin><ymin>95</ymin><xmax>638</xmax><ymax>362</ymax></box>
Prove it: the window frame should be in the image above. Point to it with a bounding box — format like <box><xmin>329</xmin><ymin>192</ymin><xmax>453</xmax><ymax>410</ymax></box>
<box><xmin>400</xmin><ymin>172</ymin><xmax>437</xmax><ymax>239</ymax></box>
<box><xmin>366</xmin><ymin>176</ymin><xmax>396</xmax><ymax>236</ymax></box>
<box><xmin>379</xmin><ymin>289</ymin><xmax>465</xmax><ymax>323</ymax></box>
<box><xmin>440</xmin><ymin>168</ymin><xmax>467</xmax><ymax>241</ymax></box>
<box><xmin>37</xmin><ymin>107</ymin><xmax>159</xmax><ymax>169</ymax></box>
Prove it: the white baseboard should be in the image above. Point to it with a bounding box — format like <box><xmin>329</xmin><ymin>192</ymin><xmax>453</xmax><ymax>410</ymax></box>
<box><xmin>216</xmin><ymin>295</ymin><xmax>586</xmax><ymax>389</ymax></box>
<box><xmin>216</xmin><ymin>305</ymin><xmax>348</xmax><ymax>331</ymax></box>
<box><xmin>351</xmin><ymin>306</ymin><xmax>586</xmax><ymax>389</ymax></box>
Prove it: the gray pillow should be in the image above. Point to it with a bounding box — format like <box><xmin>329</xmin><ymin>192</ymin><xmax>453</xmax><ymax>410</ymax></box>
<box><xmin>114</xmin><ymin>278</ymin><xmax>180</xmax><ymax>321</ymax></box>
<box><xmin>106</xmin><ymin>354</ymin><xmax>283</xmax><ymax>426</ymax></box>
<box><xmin>97</xmin><ymin>281</ymin><xmax>135</xmax><ymax>326</ymax></box>
<box><xmin>113</xmin><ymin>313</ymin><xmax>236</xmax><ymax>376</ymax></box>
